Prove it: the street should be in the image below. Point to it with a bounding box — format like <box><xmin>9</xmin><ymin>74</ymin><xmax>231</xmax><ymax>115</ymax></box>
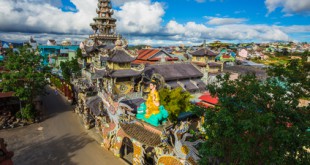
<box><xmin>0</xmin><ymin>86</ymin><xmax>124</xmax><ymax>165</ymax></box>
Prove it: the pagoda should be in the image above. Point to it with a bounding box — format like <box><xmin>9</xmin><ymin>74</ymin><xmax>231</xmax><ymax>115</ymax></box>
<box><xmin>90</xmin><ymin>0</ymin><xmax>118</xmax><ymax>45</ymax></box>
<box><xmin>73</xmin><ymin>1</ymin><xmax>206</xmax><ymax>164</ymax></box>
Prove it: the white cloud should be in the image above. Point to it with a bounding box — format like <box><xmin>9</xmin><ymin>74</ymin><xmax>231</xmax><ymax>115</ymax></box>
<box><xmin>278</xmin><ymin>25</ymin><xmax>310</xmax><ymax>33</ymax></box>
<box><xmin>0</xmin><ymin>0</ymin><xmax>308</xmax><ymax>45</ymax></box>
<box><xmin>265</xmin><ymin>0</ymin><xmax>310</xmax><ymax>15</ymax></box>
<box><xmin>114</xmin><ymin>1</ymin><xmax>164</xmax><ymax>34</ymax></box>
<box><xmin>205</xmin><ymin>16</ymin><xmax>247</xmax><ymax>25</ymax></box>
<box><xmin>112</xmin><ymin>0</ymin><xmax>149</xmax><ymax>6</ymax></box>
<box><xmin>166</xmin><ymin>20</ymin><xmax>186</xmax><ymax>34</ymax></box>
<box><xmin>0</xmin><ymin>0</ymin><xmax>97</xmax><ymax>34</ymax></box>
<box><xmin>164</xmin><ymin>21</ymin><xmax>290</xmax><ymax>42</ymax></box>
<box><xmin>0</xmin><ymin>32</ymin><xmax>88</xmax><ymax>44</ymax></box>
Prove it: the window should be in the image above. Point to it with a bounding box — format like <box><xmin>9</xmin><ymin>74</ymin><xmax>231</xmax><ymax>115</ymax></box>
<box><xmin>101</xmin><ymin>61</ymin><xmax>106</xmax><ymax>67</ymax></box>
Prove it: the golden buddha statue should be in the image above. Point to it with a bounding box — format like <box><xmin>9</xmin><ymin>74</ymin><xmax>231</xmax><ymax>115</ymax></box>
<box><xmin>145</xmin><ymin>80</ymin><xmax>160</xmax><ymax>118</ymax></box>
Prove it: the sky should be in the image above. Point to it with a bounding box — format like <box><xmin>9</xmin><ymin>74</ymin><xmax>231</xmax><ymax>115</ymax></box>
<box><xmin>0</xmin><ymin>0</ymin><xmax>309</xmax><ymax>46</ymax></box>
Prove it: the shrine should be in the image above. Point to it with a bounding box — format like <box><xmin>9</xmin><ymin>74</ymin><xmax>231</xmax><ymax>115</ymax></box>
<box><xmin>73</xmin><ymin>1</ymin><xmax>206</xmax><ymax>164</ymax></box>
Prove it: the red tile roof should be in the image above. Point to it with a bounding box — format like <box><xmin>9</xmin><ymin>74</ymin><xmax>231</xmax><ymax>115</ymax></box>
<box><xmin>223</xmin><ymin>54</ymin><xmax>231</xmax><ymax>58</ymax></box>
<box><xmin>133</xmin><ymin>49</ymin><xmax>177</xmax><ymax>65</ymax></box>
<box><xmin>196</xmin><ymin>102</ymin><xmax>214</xmax><ymax>108</ymax></box>
<box><xmin>199</xmin><ymin>92</ymin><xmax>218</xmax><ymax>105</ymax></box>
<box><xmin>0</xmin><ymin>92</ymin><xmax>15</xmax><ymax>98</ymax></box>
<box><xmin>137</xmin><ymin>49</ymin><xmax>161</xmax><ymax>60</ymax></box>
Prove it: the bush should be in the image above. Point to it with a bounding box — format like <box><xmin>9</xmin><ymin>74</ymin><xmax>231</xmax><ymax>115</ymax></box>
<box><xmin>159</xmin><ymin>87</ymin><xmax>192</xmax><ymax>122</ymax></box>
<box><xmin>15</xmin><ymin>111</ymin><xmax>22</xmax><ymax>119</ymax></box>
<box><xmin>21</xmin><ymin>104</ymin><xmax>36</xmax><ymax>120</ymax></box>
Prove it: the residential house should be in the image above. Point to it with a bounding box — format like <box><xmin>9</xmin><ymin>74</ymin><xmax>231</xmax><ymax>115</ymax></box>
<box><xmin>238</xmin><ymin>48</ymin><xmax>248</xmax><ymax>59</ymax></box>
<box><xmin>23</xmin><ymin>37</ymin><xmax>38</xmax><ymax>50</ymax></box>
<box><xmin>190</xmin><ymin>46</ymin><xmax>223</xmax><ymax>79</ymax></box>
<box><xmin>47</xmin><ymin>39</ymin><xmax>57</xmax><ymax>46</ymax></box>
<box><xmin>38</xmin><ymin>42</ymin><xmax>79</xmax><ymax>66</ymax></box>
<box><xmin>132</xmin><ymin>49</ymin><xmax>178</xmax><ymax>65</ymax></box>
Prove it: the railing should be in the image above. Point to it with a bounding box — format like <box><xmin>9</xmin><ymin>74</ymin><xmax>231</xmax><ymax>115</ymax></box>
<box><xmin>125</xmin><ymin>92</ymin><xmax>143</xmax><ymax>100</ymax></box>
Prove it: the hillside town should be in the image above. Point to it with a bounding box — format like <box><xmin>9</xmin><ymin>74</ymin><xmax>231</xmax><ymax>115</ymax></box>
<box><xmin>0</xmin><ymin>0</ymin><xmax>309</xmax><ymax>165</ymax></box>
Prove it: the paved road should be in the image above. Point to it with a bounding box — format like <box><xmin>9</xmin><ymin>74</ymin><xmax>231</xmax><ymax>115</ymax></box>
<box><xmin>0</xmin><ymin>86</ymin><xmax>124</xmax><ymax>165</ymax></box>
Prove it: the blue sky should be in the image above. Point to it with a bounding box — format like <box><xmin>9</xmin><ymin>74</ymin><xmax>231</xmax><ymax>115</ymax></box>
<box><xmin>0</xmin><ymin>0</ymin><xmax>309</xmax><ymax>45</ymax></box>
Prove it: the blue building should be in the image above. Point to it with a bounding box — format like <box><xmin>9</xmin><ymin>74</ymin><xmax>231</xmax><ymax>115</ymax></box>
<box><xmin>38</xmin><ymin>45</ymin><xmax>79</xmax><ymax>66</ymax></box>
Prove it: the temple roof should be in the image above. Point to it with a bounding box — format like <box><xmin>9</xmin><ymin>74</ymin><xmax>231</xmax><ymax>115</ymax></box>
<box><xmin>120</xmin><ymin>98</ymin><xmax>145</xmax><ymax>112</ymax></box>
<box><xmin>191</xmin><ymin>48</ymin><xmax>217</xmax><ymax>56</ymax></box>
<box><xmin>179</xmin><ymin>80</ymin><xmax>199</xmax><ymax>92</ymax></box>
<box><xmin>166</xmin><ymin>81</ymin><xmax>181</xmax><ymax>89</ymax></box>
<box><xmin>86</xmin><ymin>96</ymin><xmax>103</xmax><ymax>116</ymax></box>
<box><xmin>120</xmin><ymin>123</ymin><xmax>162</xmax><ymax>147</ymax></box>
<box><xmin>85</xmin><ymin>45</ymin><xmax>96</xmax><ymax>54</ymax></box>
<box><xmin>192</xmin><ymin>79</ymin><xmax>206</xmax><ymax>91</ymax></box>
<box><xmin>145</xmin><ymin>63</ymin><xmax>203</xmax><ymax>81</ymax></box>
<box><xmin>93</xmin><ymin>69</ymin><xmax>107</xmax><ymax>79</ymax></box>
<box><xmin>97</xmin><ymin>44</ymin><xmax>115</xmax><ymax>50</ymax></box>
<box><xmin>108</xmin><ymin>49</ymin><xmax>136</xmax><ymax>63</ymax></box>
<box><xmin>109</xmin><ymin>69</ymin><xmax>141</xmax><ymax>78</ymax></box>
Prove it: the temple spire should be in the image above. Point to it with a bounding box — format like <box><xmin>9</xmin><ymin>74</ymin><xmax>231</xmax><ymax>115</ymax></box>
<box><xmin>90</xmin><ymin>0</ymin><xmax>118</xmax><ymax>45</ymax></box>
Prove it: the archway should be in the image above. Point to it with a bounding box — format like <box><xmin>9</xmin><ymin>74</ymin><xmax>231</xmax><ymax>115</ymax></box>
<box><xmin>120</xmin><ymin>137</ymin><xmax>134</xmax><ymax>164</ymax></box>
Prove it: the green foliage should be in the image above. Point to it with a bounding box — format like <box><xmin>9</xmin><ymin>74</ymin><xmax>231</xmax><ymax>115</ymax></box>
<box><xmin>50</xmin><ymin>76</ymin><xmax>62</xmax><ymax>89</ymax></box>
<box><xmin>76</xmin><ymin>48</ymin><xmax>83</xmax><ymax>59</ymax></box>
<box><xmin>15</xmin><ymin>111</ymin><xmax>22</xmax><ymax>119</ymax></box>
<box><xmin>0</xmin><ymin>46</ymin><xmax>48</xmax><ymax>120</ymax></box>
<box><xmin>21</xmin><ymin>104</ymin><xmax>35</xmax><ymax>120</ymax></box>
<box><xmin>158</xmin><ymin>87</ymin><xmax>192</xmax><ymax>122</ymax></box>
<box><xmin>268</xmin><ymin>59</ymin><xmax>310</xmax><ymax>99</ymax></box>
<box><xmin>191</xmin><ymin>105</ymin><xmax>206</xmax><ymax>117</ymax></box>
<box><xmin>60</xmin><ymin>58</ymin><xmax>81</xmax><ymax>82</ymax></box>
<box><xmin>199</xmin><ymin>69</ymin><xmax>309</xmax><ymax>164</ymax></box>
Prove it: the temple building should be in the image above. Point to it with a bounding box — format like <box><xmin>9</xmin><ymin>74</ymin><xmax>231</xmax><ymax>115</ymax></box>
<box><xmin>74</xmin><ymin>1</ymin><xmax>206</xmax><ymax>165</ymax></box>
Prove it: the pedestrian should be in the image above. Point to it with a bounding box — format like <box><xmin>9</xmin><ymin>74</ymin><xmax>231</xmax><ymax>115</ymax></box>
<box><xmin>55</xmin><ymin>89</ymin><xmax>58</xmax><ymax>95</ymax></box>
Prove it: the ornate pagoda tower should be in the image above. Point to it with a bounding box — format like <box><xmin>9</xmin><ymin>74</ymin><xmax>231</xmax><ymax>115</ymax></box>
<box><xmin>90</xmin><ymin>0</ymin><xmax>118</xmax><ymax>45</ymax></box>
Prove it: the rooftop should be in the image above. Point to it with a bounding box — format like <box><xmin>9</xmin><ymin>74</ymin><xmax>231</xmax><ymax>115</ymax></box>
<box><xmin>145</xmin><ymin>63</ymin><xmax>203</xmax><ymax>81</ymax></box>
<box><xmin>108</xmin><ymin>49</ymin><xmax>136</xmax><ymax>63</ymax></box>
<box><xmin>120</xmin><ymin>122</ymin><xmax>162</xmax><ymax>147</ymax></box>
<box><xmin>190</xmin><ymin>48</ymin><xmax>217</xmax><ymax>56</ymax></box>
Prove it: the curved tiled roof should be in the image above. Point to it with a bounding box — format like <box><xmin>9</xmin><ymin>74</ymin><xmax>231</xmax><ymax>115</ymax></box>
<box><xmin>110</xmin><ymin>69</ymin><xmax>141</xmax><ymax>78</ymax></box>
<box><xmin>120</xmin><ymin>123</ymin><xmax>162</xmax><ymax>147</ymax></box>
<box><xmin>108</xmin><ymin>49</ymin><xmax>136</xmax><ymax>63</ymax></box>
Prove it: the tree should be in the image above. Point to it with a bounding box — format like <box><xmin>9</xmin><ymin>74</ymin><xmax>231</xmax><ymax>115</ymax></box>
<box><xmin>76</xmin><ymin>48</ymin><xmax>83</xmax><ymax>59</ymax></box>
<box><xmin>199</xmin><ymin>73</ymin><xmax>309</xmax><ymax>164</ymax></box>
<box><xmin>60</xmin><ymin>58</ymin><xmax>81</xmax><ymax>82</ymax></box>
<box><xmin>268</xmin><ymin>59</ymin><xmax>310</xmax><ymax>99</ymax></box>
<box><xmin>0</xmin><ymin>46</ymin><xmax>48</xmax><ymax>120</ymax></box>
<box><xmin>158</xmin><ymin>87</ymin><xmax>192</xmax><ymax>122</ymax></box>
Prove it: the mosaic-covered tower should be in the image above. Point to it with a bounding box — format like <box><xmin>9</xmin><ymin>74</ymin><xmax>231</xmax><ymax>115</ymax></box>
<box><xmin>90</xmin><ymin>0</ymin><xmax>118</xmax><ymax>45</ymax></box>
